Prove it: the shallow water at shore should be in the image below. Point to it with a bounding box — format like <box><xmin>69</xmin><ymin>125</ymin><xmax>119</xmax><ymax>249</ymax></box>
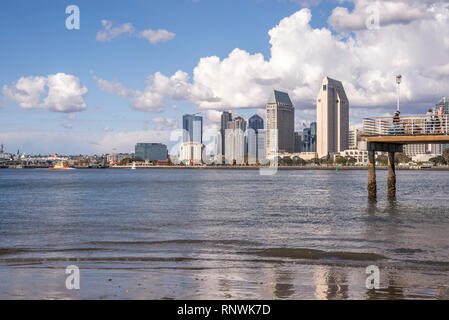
<box><xmin>1</xmin><ymin>168</ymin><xmax>449</xmax><ymax>299</ymax></box>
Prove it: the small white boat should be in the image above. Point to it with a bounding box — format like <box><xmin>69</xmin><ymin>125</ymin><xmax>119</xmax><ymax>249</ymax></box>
<box><xmin>131</xmin><ymin>162</ymin><xmax>136</xmax><ymax>170</ymax></box>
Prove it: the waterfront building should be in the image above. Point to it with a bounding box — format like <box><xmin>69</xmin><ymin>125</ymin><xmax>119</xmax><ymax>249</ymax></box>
<box><xmin>183</xmin><ymin>114</ymin><xmax>203</xmax><ymax>143</ymax></box>
<box><xmin>349</xmin><ymin>129</ymin><xmax>359</xmax><ymax>149</ymax></box>
<box><xmin>436</xmin><ymin>97</ymin><xmax>449</xmax><ymax>114</ymax></box>
<box><xmin>247</xmin><ymin>114</ymin><xmax>265</xmax><ymax>164</ymax></box>
<box><xmin>294</xmin><ymin>132</ymin><xmax>303</xmax><ymax>153</ymax></box>
<box><xmin>248</xmin><ymin>114</ymin><xmax>264</xmax><ymax>131</ymax></box>
<box><xmin>404</xmin><ymin>143</ymin><xmax>442</xmax><ymax>157</ymax></box>
<box><xmin>316</xmin><ymin>77</ymin><xmax>349</xmax><ymax>158</ymax></box>
<box><xmin>310</xmin><ymin>122</ymin><xmax>317</xmax><ymax>152</ymax></box>
<box><xmin>179</xmin><ymin>142</ymin><xmax>203</xmax><ymax>165</ymax></box>
<box><xmin>107</xmin><ymin>153</ymin><xmax>131</xmax><ymax>164</ymax></box>
<box><xmin>303</xmin><ymin>128</ymin><xmax>311</xmax><ymax>152</ymax></box>
<box><xmin>266</xmin><ymin>90</ymin><xmax>295</xmax><ymax>157</ymax></box>
<box><xmin>225</xmin><ymin>116</ymin><xmax>246</xmax><ymax>164</ymax></box>
<box><xmin>134</xmin><ymin>143</ymin><xmax>168</xmax><ymax>161</ymax></box>
<box><xmin>220</xmin><ymin>111</ymin><xmax>232</xmax><ymax>156</ymax></box>
<box><xmin>339</xmin><ymin>149</ymin><xmax>385</xmax><ymax>166</ymax></box>
<box><xmin>247</xmin><ymin>129</ymin><xmax>266</xmax><ymax>164</ymax></box>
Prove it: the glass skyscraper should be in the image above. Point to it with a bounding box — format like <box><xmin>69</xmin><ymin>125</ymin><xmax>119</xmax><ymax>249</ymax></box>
<box><xmin>248</xmin><ymin>114</ymin><xmax>264</xmax><ymax>131</ymax></box>
<box><xmin>183</xmin><ymin>114</ymin><xmax>203</xmax><ymax>143</ymax></box>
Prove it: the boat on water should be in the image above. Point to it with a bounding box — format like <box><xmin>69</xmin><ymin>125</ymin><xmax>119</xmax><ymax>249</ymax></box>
<box><xmin>49</xmin><ymin>160</ymin><xmax>74</xmax><ymax>170</ymax></box>
<box><xmin>131</xmin><ymin>162</ymin><xmax>137</xmax><ymax>170</ymax></box>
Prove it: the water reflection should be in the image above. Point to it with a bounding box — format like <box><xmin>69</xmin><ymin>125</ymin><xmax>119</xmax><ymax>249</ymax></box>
<box><xmin>314</xmin><ymin>266</ymin><xmax>348</xmax><ymax>300</ymax></box>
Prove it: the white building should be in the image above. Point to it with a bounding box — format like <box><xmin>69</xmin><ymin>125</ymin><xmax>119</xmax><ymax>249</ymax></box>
<box><xmin>247</xmin><ymin>129</ymin><xmax>266</xmax><ymax>164</ymax></box>
<box><xmin>404</xmin><ymin>144</ymin><xmax>442</xmax><ymax>157</ymax></box>
<box><xmin>349</xmin><ymin>129</ymin><xmax>359</xmax><ymax>149</ymax></box>
<box><xmin>225</xmin><ymin>128</ymin><xmax>246</xmax><ymax>165</ymax></box>
<box><xmin>317</xmin><ymin>77</ymin><xmax>349</xmax><ymax>158</ymax></box>
<box><xmin>179</xmin><ymin>141</ymin><xmax>203</xmax><ymax>165</ymax></box>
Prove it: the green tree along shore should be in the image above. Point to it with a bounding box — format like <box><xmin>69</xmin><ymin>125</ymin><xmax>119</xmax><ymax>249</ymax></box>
<box><xmin>113</xmin><ymin>150</ymin><xmax>449</xmax><ymax>168</ymax></box>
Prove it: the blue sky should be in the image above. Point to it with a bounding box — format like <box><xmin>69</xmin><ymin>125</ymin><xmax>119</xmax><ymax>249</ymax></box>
<box><xmin>1</xmin><ymin>0</ymin><xmax>446</xmax><ymax>154</ymax></box>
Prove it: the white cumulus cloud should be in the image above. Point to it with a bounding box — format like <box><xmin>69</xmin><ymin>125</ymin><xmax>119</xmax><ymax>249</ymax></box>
<box><xmin>140</xmin><ymin>29</ymin><xmax>175</xmax><ymax>44</ymax></box>
<box><xmin>95</xmin><ymin>2</ymin><xmax>449</xmax><ymax>117</ymax></box>
<box><xmin>96</xmin><ymin>20</ymin><xmax>175</xmax><ymax>45</ymax></box>
<box><xmin>2</xmin><ymin>73</ymin><xmax>88</xmax><ymax>113</ymax></box>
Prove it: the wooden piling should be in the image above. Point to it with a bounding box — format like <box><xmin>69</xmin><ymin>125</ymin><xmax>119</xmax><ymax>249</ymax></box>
<box><xmin>387</xmin><ymin>151</ymin><xmax>396</xmax><ymax>198</ymax></box>
<box><xmin>368</xmin><ymin>150</ymin><xmax>376</xmax><ymax>200</ymax></box>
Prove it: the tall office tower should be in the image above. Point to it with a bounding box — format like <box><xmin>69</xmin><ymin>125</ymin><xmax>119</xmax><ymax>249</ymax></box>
<box><xmin>294</xmin><ymin>132</ymin><xmax>303</xmax><ymax>153</ymax></box>
<box><xmin>436</xmin><ymin>98</ymin><xmax>449</xmax><ymax>151</ymax></box>
<box><xmin>248</xmin><ymin>114</ymin><xmax>264</xmax><ymax>131</ymax></box>
<box><xmin>310</xmin><ymin>122</ymin><xmax>317</xmax><ymax>152</ymax></box>
<box><xmin>303</xmin><ymin>127</ymin><xmax>311</xmax><ymax>152</ymax></box>
<box><xmin>247</xmin><ymin>114</ymin><xmax>265</xmax><ymax>164</ymax></box>
<box><xmin>183</xmin><ymin>114</ymin><xmax>203</xmax><ymax>143</ymax></box>
<box><xmin>220</xmin><ymin>111</ymin><xmax>232</xmax><ymax>156</ymax></box>
<box><xmin>436</xmin><ymin>97</ymin><xmax>449</xmax><ymax>114</ymax></box>
<box><xmin>266</xmin><ymin>90</ymin><xmax>295</xmax><ymax>156</ymax></box>
<box><xmin>225</xmin><ymin>116</ymin><xmax>246</xmax><ymax>164</ymax></box>
<box><xmin>316</xmin><ymin>77</ymin><xmax>349</xmax><ymax>158</ymax></box>
<box><xmin>349</xmin><ymin>129</ymin><xmax>359</xmax><ymax>149</ymax></box>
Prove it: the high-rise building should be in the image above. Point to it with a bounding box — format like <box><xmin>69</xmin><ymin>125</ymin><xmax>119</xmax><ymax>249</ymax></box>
<box><xmin>349</xmin><ymin>129</ymin><xmax>359</xmax><ymax>149</ymax></box>
<box><xmin>247</xmin><ymin>114</ymin><xmax>265</xmax><ymax>164</ymax></box>
<box><xmin>248</xmin><ymin>114</ymin><xmax>264</xmax><ymax>131</ymax></box>
<box><xmin>225</xmin><ymin>116</ymin><xmax>246</xmax><ymax>164</ymax></box>
<box><xmin>294</xmin><ymin>132</ymin><xmax>303</xmax><ymax>153</ymax></box>
<box><xmin>435</xmin><ymin>98</ymin><xmax>449</xmax><ymax>151</ymax></box>
<box><xmin>179</xmin><ymin>142</ymin><xmax>203</xmax><ymax>165</ymax></box>
<box><xmin>135</xmin><ymin>143</ymin><xmax>168</xmax><ymax>161</ymax></box>
<box><xmin>316</xmin><ymin>77</ymin><xmax>349</xmax><ymax>158</ymax></box>
<box><xmin>310</xmin><ymin>122</ymin><xmax>317</xmax><ymax>152</ymax></box>
<box><xmin>303</xmin><ymin>127</ymin><xmax>311</xmax><ymax>152</ymax></box>
<box><xmin>220</xmin><ymin>111</ymin><xmax>232</xmax><ymax>156</ymax></box>
<box><xmin>183</xmin><ymin>114</ymin><xmax>203</xmax><ymax>143</ymax></box>
<box><xmin>266</xmin><ymin>90</ymin><xmax>295</xmax><ymax>156</ymax></box>
<box><xmin>436</xmin><ymin>97</ymin><xmax>449</xmax><ymax>114</ymax></box>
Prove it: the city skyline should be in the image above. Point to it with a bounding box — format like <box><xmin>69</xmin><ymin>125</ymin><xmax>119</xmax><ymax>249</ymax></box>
<box><xmin>2</xmin><ymin>1</ymin><xmax>449</xmax><ymax>155</ymax></box>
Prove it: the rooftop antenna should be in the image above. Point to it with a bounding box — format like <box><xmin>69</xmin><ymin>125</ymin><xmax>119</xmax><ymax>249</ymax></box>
<box><xmin>396</xmin><ymin>75</ymin><xmax>402</xmax><ymax>112</ymax></box>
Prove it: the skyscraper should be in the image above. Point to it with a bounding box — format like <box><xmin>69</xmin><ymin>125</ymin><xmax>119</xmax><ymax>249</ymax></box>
<box><xmin>247</xmin><ymin>114</ymin><xmax>265</xmax><ymax>163</ymax></box>
<box><xmin>183</xmin><ymin>114</ymin><xmax>203</xmax><ymax>143</ymax></box>
<box><xmin>316</xmin><ymin>77</ymin><xmax>349</xmax><ymax>158</ymax></box>
<box><xmin>220</xmin><ymin>111</ymin><xmax>232</xmax><ymax>156</ymax></box>
<box><xmin>310</xmin><ymin>122</ymin><xmax>317</xmax><ymax>152</ymax></box>
<box><xmin>225</xmin><ymin>116</ymin><xmax>246</xmax><ymax>164</ymax></box>
<box><xmin>436</xmin><ymin>97</ymin><xmax>449</xmax><ymax>114</ymax></box>
<box><xmin>266</xmin><ymin>90</ymin><xmax>295</xmax><ymax>156</ymax></box>
<box><xmin>294</xmin><ymin>132</ymin><xmax>303</xmax><ymax>153</ymax></box>
<box><xmin>248</xmin><ymin>114</ymin><xmax>264</xmax><ymax>131</ymax></box>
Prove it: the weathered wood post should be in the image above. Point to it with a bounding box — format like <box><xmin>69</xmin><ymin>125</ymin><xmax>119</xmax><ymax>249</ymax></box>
<box><xmin>368</xmin><ymin>150</ymin><xmax>376</xmax><ymax>200</ymax></box>
<box><xmin>387</xmin><ymin>151</ymin><xmax>396</xmax><ymax>198</ymax></box>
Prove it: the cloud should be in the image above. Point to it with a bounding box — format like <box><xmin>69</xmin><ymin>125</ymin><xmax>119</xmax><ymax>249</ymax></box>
<box><xmin>139</xmin><ymin>29</ymin><xmax>175</xmax><ymax>44</ymax></box>
<box><xmin>1</xmin><ymin>130</ymin><xmax>173</xmax><ymax>155</ymax></box>
<box><xmin>96</xmin><ymin>20</ymin><xmax>175</xmax><ymax>44</ymax></box>
<box><xmin>152</xmin><ymin>117</ymin><xmax>178</xmax><ymax>128</ymax></box>
<box><xmin>96</xmin><ymin>20</ymin><xmax>134</xmax><ymax>42</ymax></box>
<box><xmin>95</xmin><ymin>3</ymin><xmax>449</xmax><ymax>117</ymax></box>
<box><xmin>95</xmin><ymin>71</ymin><xmax>192</xmax><ymax>113</ymax></box>
<box><xmin>328</xmin><ymin>0</ymin><xmax>435</xmax><ymax>32</ymax></box>
<box><xmin>2</xmin><ymin>73</ymin><xmax>88</xmax><ymax>113</ymax></box>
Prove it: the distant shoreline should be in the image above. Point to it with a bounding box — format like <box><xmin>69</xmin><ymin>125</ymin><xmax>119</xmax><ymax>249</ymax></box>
<box><xmin>108</xmin><ymin>165</ymin><xmax>449</xmax><ymax>171</ymax></box>
<box><xmin>2</xmin><ymin>165</ymin><xmax>449</xmax><ymax>171</ymax></box>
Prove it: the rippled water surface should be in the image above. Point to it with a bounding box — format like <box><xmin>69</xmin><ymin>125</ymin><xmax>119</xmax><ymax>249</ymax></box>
<box><xmin>0</xmin><ymin>168</ymin><xmax>449</xmax><ymax>299</ymax></box>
